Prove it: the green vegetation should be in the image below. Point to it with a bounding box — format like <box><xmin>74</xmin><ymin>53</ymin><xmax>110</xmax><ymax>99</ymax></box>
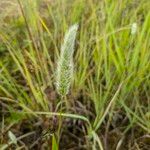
<box><xmin>0</xmin><ymin>0</ymin><xmax>150</xmax><ymax>149</ymax></box>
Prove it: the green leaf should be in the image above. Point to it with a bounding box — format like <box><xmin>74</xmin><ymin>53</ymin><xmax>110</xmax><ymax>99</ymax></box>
<box><xmin>8</xmin><ymin>131</ymin><xmax>17</xmax><ymax>145</ymax></box>
<box><xmin>52</xmin><ymin>134</ymin><xmax>58</xmax><ymax>150</ymax></box>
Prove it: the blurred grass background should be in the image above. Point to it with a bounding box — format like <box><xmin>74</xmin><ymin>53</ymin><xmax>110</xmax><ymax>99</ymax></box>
<box><xmin>0</xmin><ymin>0</ymin><xmax>150</xmax><ymax>149</ymax></box>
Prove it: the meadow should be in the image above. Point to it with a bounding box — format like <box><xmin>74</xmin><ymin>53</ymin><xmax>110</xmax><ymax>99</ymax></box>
<box><xmin>0</xmin><ymin>0</ymin><xmax>150</xmax><ymax>149</ymax></box>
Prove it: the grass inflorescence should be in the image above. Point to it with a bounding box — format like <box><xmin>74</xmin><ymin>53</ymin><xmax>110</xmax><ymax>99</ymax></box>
<box><xmin>56</xmin><ymin>24</ymin><xmax>78</xmax><ymax>97</ymax></box>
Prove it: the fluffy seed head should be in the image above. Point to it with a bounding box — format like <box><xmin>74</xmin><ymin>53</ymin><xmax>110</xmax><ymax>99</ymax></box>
<box><xmin>131</xmin><ymin>22</ymin><xmax>137</xmax><ymax>35</ymax></box>
<box><xmin>56</xmin><ymin>24</ymin><xmax>78</xmax><ymax>96</ymax></box>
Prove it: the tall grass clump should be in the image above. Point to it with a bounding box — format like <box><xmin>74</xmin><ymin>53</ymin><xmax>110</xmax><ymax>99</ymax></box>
<box><xmin>56</xmin><ymin>24</ymin><xmax>78</xmax><ymax>98</ymax></box>
<box><xmin>0</xmin><ymin>0</ymin><xmax>150</xmax><ymax>149</ymax></box>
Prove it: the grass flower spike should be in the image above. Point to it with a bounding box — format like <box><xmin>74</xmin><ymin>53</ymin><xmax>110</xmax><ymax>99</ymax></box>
<box><xmin>131</xmin><ymin>22</ymin><xmax>137</xmax><ymax>35</ymax></box>
<box><xmin>56</xmin><ymin>24</ymin><xmax>78</xmax><ymax>96</ymax></box>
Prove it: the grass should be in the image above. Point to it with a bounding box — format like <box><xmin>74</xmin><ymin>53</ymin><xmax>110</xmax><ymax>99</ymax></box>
<box><xmin>0</xmin><ymin>0</ymin><xmax>150</xmax><ymax>149</ymax></box>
